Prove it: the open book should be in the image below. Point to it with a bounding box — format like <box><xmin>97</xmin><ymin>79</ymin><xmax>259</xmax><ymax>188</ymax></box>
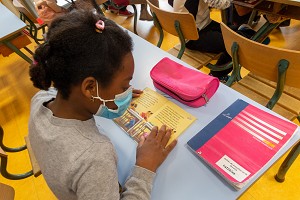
<box><xmin>114</xmin><ymin>87</ymin><xmax>196</xmax><ymax>145</ymax></box>
<box><xmin>187</xmin><ymin>99</ymin><xmax>299</xmax><ymax>190</ymax></box>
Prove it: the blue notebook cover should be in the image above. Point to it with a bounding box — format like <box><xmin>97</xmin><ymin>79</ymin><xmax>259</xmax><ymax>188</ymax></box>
<box><xmin>187</xmin><ymin>99</ymin><xmax>248</xmax><ymax>151</ymax></box>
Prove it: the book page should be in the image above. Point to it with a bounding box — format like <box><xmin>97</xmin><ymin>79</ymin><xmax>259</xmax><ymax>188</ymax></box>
<box><xmin>114</xmin><ymin>88</ymin><xmax>196</xmax><ymax>145</ymax></box>
<box><xmin>147</xmin><ymin>101</ymin><xmax>196</xmax><ymax>146</ymax></box>
<box><xmin>131</xmin><ymin>87</ymin><xmax>168</xmax><ymax>116</ymax></box>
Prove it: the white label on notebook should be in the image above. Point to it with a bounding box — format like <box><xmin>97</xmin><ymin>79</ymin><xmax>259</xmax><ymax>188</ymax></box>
<box><xmin>216</xmin><ymin>155</ymin><xmax>251</xmax><ymax>182</ymax></box>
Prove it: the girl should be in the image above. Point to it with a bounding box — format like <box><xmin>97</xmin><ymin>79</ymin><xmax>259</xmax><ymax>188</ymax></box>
<box><xmin>29</xmin><ymin>9</ymin><xmax>176</xmax><ymax>199</ymax></box>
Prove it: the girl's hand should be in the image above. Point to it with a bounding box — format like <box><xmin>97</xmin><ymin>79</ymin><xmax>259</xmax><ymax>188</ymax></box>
<box><xmin>136</xmin><ymin>125</ymin><xmax>177</xmax><ymax>172</ymax></box>
<box><xmin>132</xmin><ymin>89</ymin><xmax>143</xmax><ymax>98</ymax></box>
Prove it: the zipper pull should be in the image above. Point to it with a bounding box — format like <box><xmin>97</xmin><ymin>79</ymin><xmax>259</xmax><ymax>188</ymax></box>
<box><xmin>202</xmin><ymin>93</ymin><xmax>209</xmax><ymax>103</ymax></box>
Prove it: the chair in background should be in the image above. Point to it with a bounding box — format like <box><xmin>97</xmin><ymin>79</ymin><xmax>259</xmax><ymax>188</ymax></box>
<box><xmin>0</xmin><ymin>125</ymin><xmax>41</xmax><ymax>180</ymax></box>
<box><xmin>0</xmin><ymin>182</ymin><xmax>15</xmax><ymax>200</ymax></box>
<box><xmin>103</xmin><ymin>0</ymin><xmax>138</xmax><ymax>34</ymax></box>
<box><xmin>13</xmin><ymin>0</ymin><xmax>47</xmax><ymax>44</ymax></box>
<box><xmin>220</xmin><ymin>22</ymin><xmax>300</xmax><ymax>121</ymax></box>
<box><xmin>275</xmin><ymin>140</ymin><xmax>300</xmax><ymax>182</ymax></box>
<box><xmin>146</xmin><ymin>0</ymin><xmax>220</xmax><ymax>69</ymax></box>
<box><xmin>220</xmin><ymin>22</ymin><xmax>300</xmax><ymax>182</ymax></box>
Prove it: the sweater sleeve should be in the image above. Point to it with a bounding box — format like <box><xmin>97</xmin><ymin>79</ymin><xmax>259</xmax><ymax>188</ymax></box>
<box><xmin>70</xmin><ymin>142</ymin><xmax>155</xmax><ymax>200</ymax></box>
<box><xmin>203</xmin><ymin>0</ymin><xmax>231</xmax><ymax>10</ymax></box>
<box><xmin>121</xmin><ymin>166</ymin><xmax>156</xmax><ymax>199</ymax></box>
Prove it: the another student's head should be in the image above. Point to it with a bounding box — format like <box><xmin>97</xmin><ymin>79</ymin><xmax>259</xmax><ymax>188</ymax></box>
<box><xmin>30</xmin><ymin>10</ymin><xmax>134</xmax><ymax>117</ymax></box>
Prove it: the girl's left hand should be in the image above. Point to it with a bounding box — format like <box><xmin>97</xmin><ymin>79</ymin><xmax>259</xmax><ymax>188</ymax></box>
<box><xmin>133</xmin><ymin>89</ymin><xmax>143</xmax><ymax>98</ymax></box>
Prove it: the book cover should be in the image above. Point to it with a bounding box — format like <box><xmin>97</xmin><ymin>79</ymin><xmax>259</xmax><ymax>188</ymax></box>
<box><xmin>187</xmin><ymin>99</ymin><xmax>299</xmax><ymax>190</ymax></box>
<box><xmin>114</xmin><ymin>87</ymin><xmax>196</xmax><ymax>145</ymax></box>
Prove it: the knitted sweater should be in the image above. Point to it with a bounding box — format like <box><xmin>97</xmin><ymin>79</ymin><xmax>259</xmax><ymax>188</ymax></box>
<box><xmin>28</xmin><ymin>89</ymin><xmax>155</xmax><ymax>200</ymax></box>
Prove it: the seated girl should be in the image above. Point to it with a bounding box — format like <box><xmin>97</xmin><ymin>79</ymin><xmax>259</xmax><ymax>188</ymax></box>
<box><xmin>29</xmin><ymin>9</ymin><xmax>176</xmax><ymax>199</ymax></box>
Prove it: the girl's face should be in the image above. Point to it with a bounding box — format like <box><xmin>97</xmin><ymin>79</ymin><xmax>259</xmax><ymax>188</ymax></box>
<box><xmin>95</xmin><ymin>52</ymin><xmax>134</xmax><ymax>110</ymax></box>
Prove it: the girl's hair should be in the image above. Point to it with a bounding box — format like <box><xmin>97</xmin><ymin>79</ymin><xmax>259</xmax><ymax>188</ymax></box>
<box><xmin>29</xmin><ymin>9</ymin><xmax>133</xmax><ymax>99</ymax></box>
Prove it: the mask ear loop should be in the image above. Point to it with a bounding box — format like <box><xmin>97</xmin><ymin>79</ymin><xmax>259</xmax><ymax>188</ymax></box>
<box><xmin>93</xmin><ymin>81</ymin><xmax>114</xmax><ymax>106</ymax></box>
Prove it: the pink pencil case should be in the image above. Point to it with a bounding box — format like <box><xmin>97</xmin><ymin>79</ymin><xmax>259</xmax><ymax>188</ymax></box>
<box><xmin>150</xmin><ymin>57</ymin><xmax>219</xmax><ymax>108</ymax></box>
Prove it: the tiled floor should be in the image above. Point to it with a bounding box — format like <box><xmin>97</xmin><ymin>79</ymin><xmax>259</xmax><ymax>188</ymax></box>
<box><xmin>0</xmin><ymin>1</ymin><xmax>299</xmax><ymax>199</ymax></box>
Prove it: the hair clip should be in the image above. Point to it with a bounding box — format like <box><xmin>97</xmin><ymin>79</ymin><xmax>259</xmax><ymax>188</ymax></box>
<box><xmin>33</xmin><ymin>59</ymin><xmax>38</xmax><ymax>65</ymax></box>
<box><xmin>95</xmin><ymin>20</ymin><xmax>105</xmax><ymax>33</ymax></box>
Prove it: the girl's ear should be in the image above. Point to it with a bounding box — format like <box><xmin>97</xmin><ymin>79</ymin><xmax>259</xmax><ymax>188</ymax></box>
<box><xmin>81</xmin><ymin>77</ymin><xmax>97</xmax><ymax>99</ymax></box>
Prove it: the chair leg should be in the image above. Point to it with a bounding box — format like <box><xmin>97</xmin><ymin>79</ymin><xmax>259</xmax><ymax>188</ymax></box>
<box><xmin>0</xmin><ymin>126</ymin><xmax>27</xmax><ymax>153</ymax></box>
<box><xmin>0</xmin><ymin>155</ymin><xmax>33</xmax><ymax>180</ymax></box>
<box><xmin>174</xmin><ymin>20</ymin><xmax>185</xmax><ymax>59</ymax></box>
<box><xmin>275</xmin><ymin>141</ymin><xmax>300</xmax><ymax>182</ymax></box>
<box><xmin>131</xmin><ymin>4</ymin><xmax>138</xmax><ymax>34</ymax></box>
<box><xmin>91</xmin><ymin>0</ymin><xmax>104</xmax><ymax>15</ymax></box>
<box><xmin>152</xmin><ymin>12</ymin><xmax>164</xmax><ymax>48</ymax></box>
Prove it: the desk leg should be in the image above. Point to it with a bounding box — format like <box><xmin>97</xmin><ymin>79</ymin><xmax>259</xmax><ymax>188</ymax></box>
<box><xmin>2</xmin><ymin>40</ymin><xmax>32</xmax><ymax>64</ymax></box>
<box><xmin>251</xmin><ymin>22</ymin><xmax>280</xmax><ymax>43</ymax></box>
<box><xmin>247</xmin><ymin>10</ymin><xmax>258</xmax><ymax>27</ymax></box>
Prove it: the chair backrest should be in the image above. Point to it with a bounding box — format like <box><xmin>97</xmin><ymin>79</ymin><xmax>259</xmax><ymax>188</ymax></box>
<box><xmin>220</xmin><ymin>22</ymin><xmax>300</xmax><ymax>89</ymax></box>
<box><xmin>146</xmin><ymin>0</ymin><xmax>199</xmax><ymax>40</ymax></box>
<box><xmin>0</xmin><ymin>182</ymin><xmax>15</xmax><ymax>200</ymax></box>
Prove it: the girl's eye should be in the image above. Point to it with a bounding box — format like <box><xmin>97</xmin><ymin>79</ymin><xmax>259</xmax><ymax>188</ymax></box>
<box><xmin>123</xmin><ymin>85</ymin><xmax>131</xmax><ymax>91</ymax></box>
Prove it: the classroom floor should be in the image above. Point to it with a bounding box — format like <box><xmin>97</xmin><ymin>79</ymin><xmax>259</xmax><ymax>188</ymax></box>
<box><xmin>0</xmin><ymin>1</ymin><xmax>300</xmax><ymax>199</ymax></box>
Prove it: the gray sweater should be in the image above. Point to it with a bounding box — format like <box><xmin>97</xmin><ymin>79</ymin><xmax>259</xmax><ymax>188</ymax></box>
<box><xmin>28</xmin><ymin>89</ymin><xmax>155</xmax><ymax>200</ymax></box>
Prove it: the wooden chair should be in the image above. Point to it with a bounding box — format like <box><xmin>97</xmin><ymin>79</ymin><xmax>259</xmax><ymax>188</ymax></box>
<box><xmin>103</xmin><ymin>0</ymin><xmax>138</xmax><ymax>34</ymax></box>
<box><xmin>146</xmin><ymin>0</ymin><xmax>220</xmax><ymax>69</ymax></box>
<box><xmin>13</xmin><ymin>0</ymin><xmax>47</xmax><ymax>44</ymax></box>
<box><xmin>0</xmin><ymin>182</ymin><xmax>15</xmax><ymax>200</ymax></box>
<box><xmin>220</xmin><ymin>22</ymin><xmax>300</xmax><ymax>182</ymax></box>
<box><xmin>0</xmin><ymin>125</ymin><xmax>41</xmax><ymax>180</ymax></box>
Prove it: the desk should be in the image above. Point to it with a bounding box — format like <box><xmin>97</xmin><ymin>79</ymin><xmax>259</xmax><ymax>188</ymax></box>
<box><xmin>230</xmin><ymin>0</ymin><xmax>300</xmax><ymax>42</ymax></box>
<box><xmin>94</xmin><ymin>30</ymin><xmax>300</xmax><ymax>199</ymax></box>
<box><xmin>0</xmin><ymin>3</ymin><xmax>32</xmax><ymax>63</ymax></box>
<box><xmin>232</xmin><ymin>0</ymin><xmax>300</xmax><ymax>17</ymax></box>
<box><xmin>254</xmin><ymin>0</ymin><xmax>300</xmax><ymax>20</ymax></box>
<box><xmin>268</xmin><ymin>0</ymin><xmax>300</xmax><ymax>6</ymax></box>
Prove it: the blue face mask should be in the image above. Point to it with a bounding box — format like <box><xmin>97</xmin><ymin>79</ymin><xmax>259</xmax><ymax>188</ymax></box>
<box><xmin>93</xmin><ymin>82</ymin><xmax>132</xmax><ymax>119</ymax></box>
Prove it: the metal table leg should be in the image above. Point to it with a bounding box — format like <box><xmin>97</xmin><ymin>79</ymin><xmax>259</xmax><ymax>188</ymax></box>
<box><xmin>2</xmin><ymin>39</ymin><xmax>32</xmax><ymax>64</ymax></box>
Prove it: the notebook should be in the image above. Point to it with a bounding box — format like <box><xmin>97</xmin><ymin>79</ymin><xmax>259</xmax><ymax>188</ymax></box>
<box><xmin>187</xmin><ymin>99</ymin><xmax>299</xmax><ymax>190</ymax></box>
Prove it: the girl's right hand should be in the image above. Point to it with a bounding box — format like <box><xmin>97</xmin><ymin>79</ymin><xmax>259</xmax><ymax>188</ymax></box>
<box><xmin>136</xmin><ymin>125</ymin><xmax>177</xmax><ymax>172</ymax></box>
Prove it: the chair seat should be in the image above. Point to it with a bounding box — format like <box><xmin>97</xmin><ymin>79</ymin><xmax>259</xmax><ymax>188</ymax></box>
<box><xmin>25</xmin><ymin>136</ymin><xmax>42</xmax><ymax>177</ymax></box>
<box><xmin>232</xmin><ymin>73</ymin><xmax>300</xmax><ymax>121</ymax></box>
<box><xmin>168</xmin><ymin>44</ymin><xmax>221</xmax><ymax>69</ymax></box>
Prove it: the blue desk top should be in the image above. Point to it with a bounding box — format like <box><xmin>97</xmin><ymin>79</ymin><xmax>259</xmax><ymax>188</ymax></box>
<box><xmin>0</xmin><ymin>3</ymin><xmax>26</xmax><ymax>41</ymax></box>
<box><xmin>95</xmin><ymin>30</ymin><xmax>300</xmax><ymax>200</ymax></box>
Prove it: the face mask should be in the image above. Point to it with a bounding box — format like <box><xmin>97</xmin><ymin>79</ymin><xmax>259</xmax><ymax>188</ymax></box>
<box><xmin>93</xmin><ymin>82</ymin><xmax>132</xmax><ymax>119</ymax></box>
